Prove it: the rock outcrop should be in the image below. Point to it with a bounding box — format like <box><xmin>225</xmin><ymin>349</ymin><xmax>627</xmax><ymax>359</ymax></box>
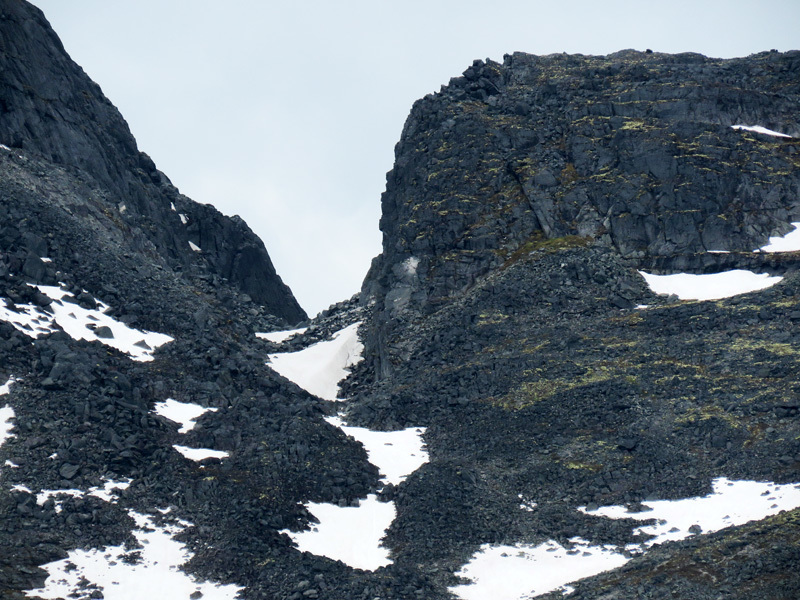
<box><xmin>362</xmin><ymin>49</ymin><xmax>800</xmax><ymax>376</ymax></box>
<box><xmin>346</xmin><ymin>47</ymin><xmax>800</xmax><ymax>599</ymax></box>
<box><xmin>0</xmin><ymin>0</ymin><xmax>305</xmax><ymax>324</ymax></box>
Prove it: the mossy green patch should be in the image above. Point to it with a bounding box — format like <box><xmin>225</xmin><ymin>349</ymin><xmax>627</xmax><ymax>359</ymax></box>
<box><xmin>501</xmin><ymin>233</ymin><xmax>591</xmax><ymax>269</ymax></box>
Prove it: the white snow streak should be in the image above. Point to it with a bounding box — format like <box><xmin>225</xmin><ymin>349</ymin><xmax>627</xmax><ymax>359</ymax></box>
<box><xmin>0</xmin><ymin>377</ymin><xmax>16</xmax><ymax>450</ymax></box>
<box><xmin>267</xmin><ymin>322</ymin><xmax>363</xmax><ymax>400</ymax></box>
<box><xmin>87</xmin><ymin>479</ymin><xmax>132</xmax><ymax>502</ymax></box>
<box><xmin>154</xmin><ymin>399</ymin><xmax>217</xmax><ymax>433</ymax></box>
<box><xmin>450</xmin><ymin>539</ymin><xmax>629</xmax><ymax>600</ymax></box>
<box><xmin>638</xmin><ymin>270</ymin><xmax>782</xmax><ymax>300</ymax></box>
<box><xmin>758</xmin><ymin>222</ymin><xmax>800</xmax><ymax>253</ymax></box>
<box><xmin>256</xmin><ymin>327</ymin><xmax>308</xmax><ymax>343</ymax></box>
<box><xmin>26</xmin><ymin>510</ymin><xmax>243</xmax><ymax>600</ymax></box>
<box><xmin>0</xmin><ymin>298</ymin><xmax>56</xmax><ymax>337</ymax></box>
<box><xmin>189</xmin><ymin>241</ymin><xmax>201</xmax><ymax>252</ymax></box>
<box><xmin>453</xmin><ymin>478</ymin><xmax>800</xmax><ymax>599</ymax></box>
<box><xmin>12</xmin><ymin>479</ymin><xmax>132</xmax><ymax>515</ymax></box>
<box><xmin>0</xmin><ymin>286</ymin><xmax>172</xmax><ymax>361</ymax></box>
<box><xmin>172</xmin><ymin>445</ymin><xmax>229</xmax><ymax>461</ymax></box>
<box><xmin>731</xmin><ymin>124</ymin><xmax>793</xmax><ymax>138</ymax></box>
<box><xmin>0</xmin><ymin>406</ymin><xmax>15</xmax><ymax>449</ymax></box>
<box><xmin>37</xmin><ymin>285</ymin><xmax>173</xmax><ymax>361</ymax></box>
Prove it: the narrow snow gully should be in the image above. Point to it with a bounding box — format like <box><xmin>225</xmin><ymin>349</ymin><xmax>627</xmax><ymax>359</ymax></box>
<box><xmin>266</xmin><ymin>322</ymin><xmax>364</xmax><ymax>401</ymax></box>
<box><xmin>264</xmin><ymin>323</ymin><xmax>429</xmax><ymax>570</ymax></box>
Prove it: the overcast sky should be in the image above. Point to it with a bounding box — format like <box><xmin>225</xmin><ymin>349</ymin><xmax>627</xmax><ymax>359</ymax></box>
<box><xmin>29</xmin><ymin>0</ymin><xmax>800</xmax><ymax>317</ymax></box>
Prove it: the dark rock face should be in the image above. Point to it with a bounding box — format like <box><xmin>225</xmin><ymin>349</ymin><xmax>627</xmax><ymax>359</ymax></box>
<box><xmin>362</xmin><ymin>49</ymin><xmax>800</xmax><ymax>376</ymax></box>
<box><xmin>0</xmin><ymin>0</ymin><xmax>305</xmax><ymax>324</ymax></box>
<box><xmin>345</xmin><ymin>49</ymin><xmax>800</xmax><ymax>598</ymax></box>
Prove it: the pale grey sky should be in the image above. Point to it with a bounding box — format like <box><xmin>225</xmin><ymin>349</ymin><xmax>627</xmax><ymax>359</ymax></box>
<box><xmin>29</xmin><ymin>0</ymin><xmax>800</xmax><ymax>316</ymax></box>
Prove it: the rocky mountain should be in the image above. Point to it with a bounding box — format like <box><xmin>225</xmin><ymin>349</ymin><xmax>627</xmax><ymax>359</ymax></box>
<box><xmin>1</xmin><ymin>1</ymin><xmax>800</xmax><ymax>599</ymax></box>
<box><xmin>0</xmin><ymin>0</ymin><xmax>306</xmax><ymax>324</ymax></box>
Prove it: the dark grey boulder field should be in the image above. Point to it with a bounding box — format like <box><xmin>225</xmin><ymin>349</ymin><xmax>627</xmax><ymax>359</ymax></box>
<box><xmin>1</xmin><ymin>0</ymin><xmax>799</xmax><ymax>598</ymax></box>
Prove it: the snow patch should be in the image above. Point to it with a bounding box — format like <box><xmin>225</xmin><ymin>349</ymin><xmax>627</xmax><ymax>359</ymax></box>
<box><xmin>402</xmin><ymin>256</ymin><xmax>419</xmax><ymax>276</ymax></box>
<box><xmin>281</xmin><ymin>494</ymin><xmax>394</xmax><ymax>570</ymax></box>
<box><xmin>88</xmin><ymin>478</ymin><xmax>132</xmax><ymax>503</ymax></box>
<box><xmin>450</xmin><ymin>538</ymin><xmax>629</xmax><ymax>600</ymax></box>
<box><xmin>35</xmin><ymin>285</ymin><xmax>173</xmax><ymax>361</ymax></box>
<box><xmin>1</xmin><ymin>377</ymin><xmax>16</xmax><ymax>450</ymax></box>
<box><xmin>173</xmin><ymin>445</ymin><xmax>229</xmax><ymax>462</ymax></box>
<box><xmin>179</xmin><ymin>213</ymin><xmax>188</xmax><ymax>225</ymax></box>
<box><xmin>267</xmin><ymin>322</ymin><xmax>364</xmax><ymax>400</ymax></box>
<box><xmin>639</xmin><ymin>270</ymin><xmax>782</xmax><ymax>300</ymax></box>
<box><xmin>189</xmin><ymin>241</ymin><xmax>201</xmax><ymax>252</ymax></box>
<box><xmin>287</xmin><ymin>415</ymin><xmax>428</xmax><ymax>570</ymax></box>
<box><xmin>325</xmin><ymin>416</ymin><xmax>427</xmax><ymax>486</ymax></box>
<box><xmin>0</xmin><ymin>297</ymin><xmax>57</xmax><ymax>337</ymax></box>
<box><xmin>26</xmin><ymin>510</ymin><xmax>243</xmax><ymax>600</ymax></box>
<box><xmin>0</xmin><ymin>376</ymin><xmax>15</xmax><ymax>396</ymax></box>
<box><xmin>757</xmin><ymin>222</ymin><xmax>800</xmax><ymax>253</ymax></box>
<box><xmin>0</xmin><ymin>288</ymin><xmax>172</xmax><ymax>361</ymax></box>
<box><xmin>453</xmin><ymin>478</ymin><xmax>800</xmax><ymax>599</ymax></box>
<box><xmin>35</xmin><ymin>488</ymin><xmax>83</xmax><ymax>513</ymax></box>
<box><xmin>256</xmin><ymin>327</ymin><xmax>308</xmax><ymax>343</ymax></box>
<box><xmin>0</xmin><ymin>144</ymin><xmax>11</xmax><ymax>151</ymax></box>
<box><xmin>581</xmin><ymin>478</ymin><xmax>800</xmax><ymax>546</ymax></box>
<box><xmin>154</xmin><ymin>399</ymin><xmax>217</xmax><ymax>433</ymax></box>
<box><xmin>732</xmin><ymin>124</ymin><xmax>793</xmax><ymax>138</ymax></box>
<box><xmin>171</xmin><ymin>202</ymin><xmax>177</xmax><ymax>212</ymax></box>
<box><xmin>21</xmin><ymin>479</ymin><xmax>131</xmax><ymax>514</ymax></box>
<box><xmin>0</xmin><ymin>405</ymin><xmax>15</xmax><ymax>448</ymax></box>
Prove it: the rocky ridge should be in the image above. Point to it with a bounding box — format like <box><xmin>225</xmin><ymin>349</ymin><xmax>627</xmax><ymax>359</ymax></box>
<box><xmin>362</xmin><ymin>49</ymin><xmax>800</xmax><ymax>377</ymax></box>
<box><xmin>0</xmin><ymin>0</ymin><xmax>305</xmax><ymax>324</ymax></box>
<box><xmin>349</xmin><ymin>49</ymin><xmax>800</xmax><ymax>597</ymax></box>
